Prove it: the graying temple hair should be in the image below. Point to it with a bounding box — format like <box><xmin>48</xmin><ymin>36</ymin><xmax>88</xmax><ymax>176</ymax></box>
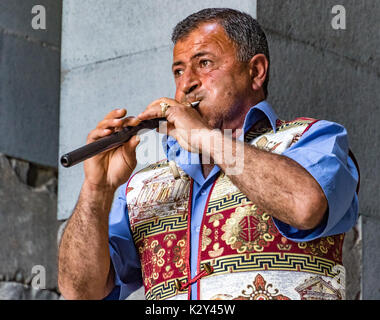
<box><xmin>171</xmin><ymin>8</ymin><xmax>270</xmax><ymax>98</ymax></box>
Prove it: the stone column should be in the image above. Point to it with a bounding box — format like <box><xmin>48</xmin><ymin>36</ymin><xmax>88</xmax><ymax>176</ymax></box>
<box><xmin>0</xmin><ymin>0</ymin><xmax>62</xmax><ymax>299</ymax></box>
<box><xmin>257</xmin><ymin>0</ymin><xmax>380</xmax><ymax>299</ymax></box>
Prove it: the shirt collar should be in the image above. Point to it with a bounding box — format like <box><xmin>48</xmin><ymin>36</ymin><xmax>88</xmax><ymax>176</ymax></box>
<box><xmin>238</xmin><ymin>100</ymin><xmax>279</xmax><ymax>140</ymax></box>
<box><xmin>162</xmin><ymin>100</ymin><xmax>278</xmax><ymax>184</ymax></box>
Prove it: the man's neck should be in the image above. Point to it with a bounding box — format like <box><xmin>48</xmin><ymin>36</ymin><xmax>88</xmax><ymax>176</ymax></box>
<box><xmin>201</xmin><ymin>162</ymin><xmax>214</xmax><ymax>180</ymax></box>
<box><xmin>220</xmin><ymin>98</ymin><xmax>266</xmax><ymax>139</ymax></box>
<box><xmin>200</xmin><ymin>97</ymin><xmax>266</xmax><ymax>179</ymax></box>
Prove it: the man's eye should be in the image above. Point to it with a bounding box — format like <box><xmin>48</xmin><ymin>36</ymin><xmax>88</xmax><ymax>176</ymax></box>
<box><xmin>200</xmin><ymin>60</ymin><xmax>211</xmax><ymax>67</ymax></box>
<box><xmin>174</xmin><ymin>69</ymin><xmax>184</xmax><ymax>76</ymax></box>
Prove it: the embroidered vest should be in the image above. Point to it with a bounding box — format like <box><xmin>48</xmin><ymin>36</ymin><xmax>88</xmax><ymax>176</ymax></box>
<box><xmin>126</xmin><ymin>118</ymin><xmax>346</xmax><ymax>300</ymax></box>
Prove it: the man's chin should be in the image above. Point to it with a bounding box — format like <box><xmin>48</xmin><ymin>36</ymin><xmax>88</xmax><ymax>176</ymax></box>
<box><xmin>205</xmin><ymin>117</ymin><xmax>223</xmax><ymax>131</ymax></box>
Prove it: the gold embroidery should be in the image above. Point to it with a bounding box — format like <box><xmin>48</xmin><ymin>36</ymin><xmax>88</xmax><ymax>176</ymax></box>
<box><xmin>172</xmin><ymin>237</ymin><xmax>187</xmax><ymax>275</ymax></box>
<box><xmin>211</xmin><ymin>274</ymin><xmax>290</xmax><ymax>300</ymax></box>
<box><xmin>209</xmin><ymin>213</ymin><xmax>224</xmax><ymax>227</ymax></box>
<box><xmin>202</xmin><ymin>226</ymin><xmax>212</xmax><ymax>251</ymax></box>
<box><xmin>298</xmin><ymin>237</ymin><xmax>335</xmax><ymax>256</ymax></box>
<box><xmin>163</xmin><ymin>233</ymin><xmax>177</xmax><ymax>247</ymax></box>
<box><xmin>208</xmin><ymin>243</ymin><xmax>224</xmax><ymax>258</ymax></box>
<box><xmin>277</xmin><ymin>236</ymin><xmax>292</xmax><ymax>251</ymax></box>
<box><xmin>139</xmin><ymin>238</ymin><xmax>166</xmax><ymax>288</ymax></box>
<box><xmin>162</xmin><ymin>266</ymin><xmax>174</xmax><ymax>280</ymax></box>
<box><xmin>221</xmin><ymin>205</ymin><xmax>277</xmax><ymax>253</ymax></box>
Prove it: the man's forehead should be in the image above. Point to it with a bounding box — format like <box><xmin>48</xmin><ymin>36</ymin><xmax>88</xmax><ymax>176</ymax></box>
<box><xmin>172</xmin><ymin>22</ymin><xmax>234</xmax><ymax>62</ymax></box>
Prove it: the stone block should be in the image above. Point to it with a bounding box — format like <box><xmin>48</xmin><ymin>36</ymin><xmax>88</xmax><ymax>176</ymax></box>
<box><xmin>342</xmin><ymin>219</ymin><xmax>362</xmax><ymax>300</ymax></box>
<box><xmin>0</xmin><ymin>154</ymin><xmax>61</xmax><ymax>290</ymax></box>
<box><xmin>258</xmin><ymin>0</ymin><xmax>380</xmax><ymax>75</ymax></box>
<box><xmin>0</xmin><ymin>0</ymin><xmax>61</xmax><ymax>47</ymax></box>
<box><xmin>0</xmin><ymin>32</ymin><xmax>60</xmax><ymax>167</ymax></box>
<box><xmin>61</xmin><ymin>0</ymin><xmax>256</xmax><ymax>70</ymax></box>
<box><xmin>0</xmin><ymin>282</ymin><xmax>60</xmax><ymax>300</ymax></box>
<box><xmin>362</xmin><ymin>215</ymin><xmax>380</xmax><ymax>299</ymax></box>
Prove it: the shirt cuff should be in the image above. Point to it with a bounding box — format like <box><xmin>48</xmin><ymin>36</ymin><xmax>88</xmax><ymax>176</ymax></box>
<box><xmin>275</xmin><ymin>149</ymin><xmax>358</xmax><ymax>241</ymax></box>
<box><xmin>109</xmin><ymin>242</ymin><xmax>143</xmax><ymax>299</ymax></box>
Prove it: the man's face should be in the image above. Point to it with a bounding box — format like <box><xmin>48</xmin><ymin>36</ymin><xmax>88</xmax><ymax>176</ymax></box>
<box><xmin>172</xmin><ymin>22</ymin><xmax>254</xmax><ymax>129</ymax></box>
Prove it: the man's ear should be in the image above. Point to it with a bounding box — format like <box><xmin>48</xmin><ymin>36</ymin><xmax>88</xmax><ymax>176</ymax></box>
<box><xmin>249</xmin><ymin>54</ymin><xmax>269</xmax><ymax>93</ymax></box>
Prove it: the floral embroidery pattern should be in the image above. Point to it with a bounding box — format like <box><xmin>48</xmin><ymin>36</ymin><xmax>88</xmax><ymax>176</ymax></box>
<box><xmin>208</xmin><ymin>243</ymin><xmax>224</xmax><ymax>258</ymax></box>
<box><xmin>139</xmin><ymin>239</ymin><xmax>165</xmax><ymax>288</ymax></box>
<box><xmin>277</xmin><ymin>236</ymin><xmax>292</xmax><ymax>251</ymax></box>
<box><xmin>298</xmin><ymin>236</ymin><xmax>335</xmax><ymax>257</ymax></box>
<box><xmin>201</xmin><ymin>226</ymin><xmax>212</xmax><ymax>251</ymax></box>
<box><xmin>222</xmin><ymin>205</ymin><xmax>278</xmax><ymax>253</ymax></box>
<box><xmin>233</xmin><ymin>274</ymin><xmax>291</xmax><ymax>300</ymax></box>
<box><xmin>172</xmin><ymin>236</ymin><xmax>187</xmax><ymax>275</ymax></box>
<box><xmin>210</xmin><ymin>274</ymin><xmax>290</xmax><ymax>300</ymax></box>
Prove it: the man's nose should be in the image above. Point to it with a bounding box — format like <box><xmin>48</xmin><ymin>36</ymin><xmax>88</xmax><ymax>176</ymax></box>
<box><xmin>181</xmin><ymin>68</ymin><xmax>201</xmax><ymax>95</ymax></box>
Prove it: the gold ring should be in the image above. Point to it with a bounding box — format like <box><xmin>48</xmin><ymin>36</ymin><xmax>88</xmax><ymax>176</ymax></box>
<box><xmin>160</xmin><ymin>102</ymin><xmax>170</xmax><ymax>117</ymax></box>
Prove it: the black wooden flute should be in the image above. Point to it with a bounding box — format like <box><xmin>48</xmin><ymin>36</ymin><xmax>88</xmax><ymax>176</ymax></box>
<box><xmin>60</xmin><ymin>101</ymin><xmax>200</xmax><ymax>168</ymax></box>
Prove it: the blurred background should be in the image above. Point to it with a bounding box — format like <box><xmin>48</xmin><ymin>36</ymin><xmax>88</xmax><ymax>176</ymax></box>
<box><xmin>0</xmin><ymin>0</ymin><xmax>378</xmax><ymax>299</ymax></box>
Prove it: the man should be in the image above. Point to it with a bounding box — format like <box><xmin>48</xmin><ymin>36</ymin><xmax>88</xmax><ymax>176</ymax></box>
<box><xmin>58</xmin><ymin>8</ymin><xmax>359</xmax><ymax>300</ymax></box>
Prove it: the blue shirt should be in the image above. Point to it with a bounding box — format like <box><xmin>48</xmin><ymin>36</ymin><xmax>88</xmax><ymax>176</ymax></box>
<box><xmin>106</xmin><ymin>100</ymin><xmax>359</xmax><ymax>300</ymax></box>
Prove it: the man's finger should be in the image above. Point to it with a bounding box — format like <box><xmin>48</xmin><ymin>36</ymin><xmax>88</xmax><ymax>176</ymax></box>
<box><xmin>87</xmin><ymin>128</ymin><xmax>113</xmax><ymax>143</ymax></box>
<box><xmin>97</xmin><ymin>118</ymin><xmax>124</xmax><ymax>129</ymax></box>
<box><xmin>138</xmin><ymin>98</ymin><xmax>177</xmax><ymax>121</ymax></box>
<box><xmin>122</xmin><ymin>116</ymin><xmax>141</xmax><ymax>127</ymax></box>
<box><xmin>138</xmin><ymin>107</ymin><xmax>164</xmax><ymax>121</ymax></box>
<box><xmin>120</xmin><ymin>135</ymin><xmax>140</xmax><ymax>166</ymax></box>
<box><xmin>104</xmin><ymin>108</ymin><xmax>127</xmax><ymax>119</ymax></box>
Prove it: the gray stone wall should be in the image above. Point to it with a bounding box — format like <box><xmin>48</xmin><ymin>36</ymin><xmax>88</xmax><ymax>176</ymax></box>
<box><xmin>257</xmin><ymin>0</ymin><xmax>379</xmax><ymax>299</ymax></box>
<box><xmin>0</xmin><ymin>0</ymin><xmax>61</xmax><ymax>167</ymax></box>
<box><xmin>0</xmin><ymin>1</ymin><xmax>62</xmax><ymax>299</ymax></box>
<box><xmin>0</xmin><ymin>154</ymin><xmax>60</xmax><ymax>299</ymax></box>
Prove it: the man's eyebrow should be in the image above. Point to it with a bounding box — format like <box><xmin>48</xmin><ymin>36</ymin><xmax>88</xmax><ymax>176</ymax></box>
<box><xmin>172</xmin><ymin>51</ymin><xmax>215</xmax><ymax>68</ymax></box>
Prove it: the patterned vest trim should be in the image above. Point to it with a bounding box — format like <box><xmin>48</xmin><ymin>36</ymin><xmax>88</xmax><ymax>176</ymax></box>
<box><xmin>126</xmin><ymin>118</ymin><xmax>345</xmax><ymax>300</ymax></box>
<box><xmin>126</xmin><ymin>160</ymin><xmax>192</xmax><ymax>300</ymax></box>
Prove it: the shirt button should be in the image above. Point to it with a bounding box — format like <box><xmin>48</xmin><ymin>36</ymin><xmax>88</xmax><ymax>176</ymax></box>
<box><xmin>201</xmin><ymin>190</ymin><xmax>207</xmax><ymax>196</ymax></box>
<box><xmin>195</xmin><ymin>226</ymin><xmax>201</xmax><ymax>233</ymax></box>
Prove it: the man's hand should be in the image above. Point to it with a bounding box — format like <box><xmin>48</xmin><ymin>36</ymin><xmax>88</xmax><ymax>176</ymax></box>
<box><xmin>59</xmin><ymin>108</ymin><xmax>142</xmax><ymax>300</ymax></box>
<box><xmin>137</xmin><ymin>98</ymin><xmax>212</xmax><ymax>154</ymax></box>
<box><xmin>84</xmin><ymin>108</ymin><xmax>141</xmax><ymax>191</ymax></box>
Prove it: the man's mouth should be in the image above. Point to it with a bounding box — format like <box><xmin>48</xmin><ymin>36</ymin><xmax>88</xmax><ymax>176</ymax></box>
<box><xmin>188</xmin><ymin>97</ymin><xmax>204</xmax><ymax>108</ymax></box>
<box><xmin>190</xmin><ymin>101</ymin><xmax>200</xmax><ymax>108</ymax></box>
<box><xmin>186</xmin><ymin>94</ymin><xmax>203</xmax><ymax>104</ymax></box>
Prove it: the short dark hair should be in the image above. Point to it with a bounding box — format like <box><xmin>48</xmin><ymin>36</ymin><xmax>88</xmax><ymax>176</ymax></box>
<box><xmin>172</xmin><ymin>8</ymin><xmax>270</xmax><ymax>98</ymax></box>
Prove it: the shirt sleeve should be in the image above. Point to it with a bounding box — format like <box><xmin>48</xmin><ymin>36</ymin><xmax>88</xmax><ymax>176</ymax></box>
<box><xmin>106</xmin><ymin>183</ymin><xmax>143</xmax><ymax>300</ymax></box>
<box><xmin>274</xmin><ymin>120</ymin><xmax>359</xmax><ymax>242</ymax></box>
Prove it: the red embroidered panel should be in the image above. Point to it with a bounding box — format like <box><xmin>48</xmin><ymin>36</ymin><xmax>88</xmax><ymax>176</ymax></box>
<box><xmin>199</xmin><ymin>202</ymin><xmax>344</xmax><ymax>265</ymax></box>
<box><xmin>135</xmin><ymin>227</ymin><xmax>188</xmax><ymax>293</ymax></box>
